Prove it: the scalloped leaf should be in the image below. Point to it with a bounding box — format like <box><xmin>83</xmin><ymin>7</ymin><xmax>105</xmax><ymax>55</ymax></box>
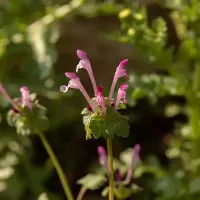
<box><xmin>77</xmin><ymin>174</ymin><xmax>107</xmax><ymax>190</ymax></box>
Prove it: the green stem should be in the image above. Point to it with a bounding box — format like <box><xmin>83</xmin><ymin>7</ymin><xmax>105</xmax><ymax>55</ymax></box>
<box><xmin>107</xmin><ymin>139</ymin><xmax>114</xmax><ymax>200</ymax></box>
<box><xmin>76</xmin><ymin>186</ymin><xmax>87</xmax><ymax>200</ymax></box>
<box><xmin>38</xmin><ymin>132</ymin><xmax>74</xmax><ymax>200</ymax></box>
<box><xmin>189</xmin><ymin>105</ymin><xmax>200</xmax><ymax>139</ymax></box>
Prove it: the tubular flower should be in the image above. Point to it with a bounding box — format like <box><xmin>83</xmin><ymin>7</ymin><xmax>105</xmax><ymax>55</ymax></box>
<box><xmin>20</xmin><ymin>86</ymin><xmax>32</xmax><ymax>109</ymax></box>
<box><xmin>115</xmin><ymin>84</ymin><xmax>128</xmax><ymax>110</ymax></box>
<box><xmin>109</xmin><ymin>59</ymin><xmax>128</xmax><ymax>101</ymax></box>
<box><xmin>76</xmin><ymin>50</ymin><xmax>97</xmax><ymax>93</ymax></box>
<box><xmin>0</xmin><ymin>82</ymin><xmax>33</xmax><ymax>111</ymax></box>
<box><xmin>97</xmin><ymin>146</ymin><xmax>109</xmax><ymax>175</ymax></box>
<box><xmin>60</xmin><ymin>51</ymin><xmax>129</xmax><ymax>115</ymax></box>
<box><xmin>95</xmin><ymin>86</ymin><xmax>106</xmax><ymax>114</ymax></box>
<box><xmin>97</xmin><ymin>144</ymin><xmax>141</xmax><ymax>184</ymax></box>
<box><xmin>60</xmin><ymin>50</ymin><xmax>130</xmax><ymax>139</ymax></box>
<box><xmin>124</xmin><ymin>144</ymin><xmax>141</xmax><ymax>184</ymax></box>
<box><xmin>60</xmin><ymin>72</ymin><xmax>95</xmax><ymax>111</ymax></box>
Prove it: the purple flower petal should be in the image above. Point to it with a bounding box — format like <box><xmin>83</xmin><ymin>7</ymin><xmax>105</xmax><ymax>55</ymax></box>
<box><xmin>77</xmin><ymin>49</ymin><xmax>88</xmax><ymax>60</ymax></box>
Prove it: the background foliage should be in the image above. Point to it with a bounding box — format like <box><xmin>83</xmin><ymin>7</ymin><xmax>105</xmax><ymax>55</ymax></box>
<box><xmin>1</xmin><ymin>0</ymin><xmax>200</xmax><ymax>199</ymax></box>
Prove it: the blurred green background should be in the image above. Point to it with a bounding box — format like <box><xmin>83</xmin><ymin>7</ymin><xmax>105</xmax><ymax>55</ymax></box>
<box><xmin>1</xmin><ymin>0</ymin><xmax>200</xmax><ymax>199</ymax></box>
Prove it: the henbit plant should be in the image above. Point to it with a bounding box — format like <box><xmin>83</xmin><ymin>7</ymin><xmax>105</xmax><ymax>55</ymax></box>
<box><xmin>60</xmin><ymin>50</ymin><xmax>132</xmax><ymax>200</ymax></box>
<box><xmin>0</xmin><ymin>83</ymin><xmax>74</xmax><ymax>200</ymax></box>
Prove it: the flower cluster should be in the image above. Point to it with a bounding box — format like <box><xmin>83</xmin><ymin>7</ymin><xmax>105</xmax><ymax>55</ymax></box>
<box><xmin>0</xmin><ymin>83</ymin><xmax>32</xmax><ymax>112</ymax></box>
<box><xmin>97</xmin><ymin>144</ymin><xmax>141</xmax><ymax>185</ymax></box>
<box><xmin>60</xmin><ymin>50</ymin><xmax>130</xmax><ymax>139</ymax></box>
<box><xmin>0</xmin><ymin>83</ymin><xmax>48</xmax><ymax>135</ymax></box>
<box><xmin>60</xmin><ymin>50</ymin><xmax>129</xmax><ymax>114</ymax></box>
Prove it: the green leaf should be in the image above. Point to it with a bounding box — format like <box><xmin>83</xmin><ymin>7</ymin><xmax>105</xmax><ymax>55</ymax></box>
<box><xmin>189</xmin><ymin>176</ymin><xmax>200</xmax><ymax>194</ymax></box>
<box><xmin>81</xmin><ymin>107</ymin><xmax>90</xmax><ymax>115</ymax></box>
<box><xmin>101</xmin><ymin>186</ymin><xmax>109</xmax><ymax>197</ymax></box>
<box><xmin>85</xmin><ymin>124</ymin><xmax>92</xmax><ymax>140</ymax></box>
<box><xmin>90</xmin><ymin>115</ymin><xmax>104</xmax><ymax>139</ymax></box>
<box><xmin>131</xmin><ymin>183</ymin><xmax>143</xmax><ymax>193</ymax></box>
<box><xmin>82</xmin><ymin>106</ymin><xmax>130</xmax><ymax>139</ymax></box>
<box><xmin>7</xmin><ymin>109</ymin><xmax>20</xmax><ymax>127</ymax></box>
<box><xmin>115</xmin><ymin>117</ymin><xmax>130</xmax><ymax>137</ymax></box>
<box><xmin>37</xmin><ymin>193</ymin><xmax>49</xmax><ymax>200</ymax></box>
<box><xmin>114</xmin><ymin>185</ymin><xmax>133</xmax><ymax>200</ymax></box>
<box><xmin>103</xmin><ymin>108</ymin><xmax>130</xmax><ymax>139</ymax></box>
<box><xmin>118</xmin><ymin>102</ymin><xmax>127</xmax><ymax>110</ymax></box>
<box><xmin>35</xmin><ymin>116</ymin><xmax>49</xmax><ymax>132</ymax></box>
<box><xmin>77</xmin><ymin>174</ymin><xmax>107</xmax><ymax>190</ymax></box>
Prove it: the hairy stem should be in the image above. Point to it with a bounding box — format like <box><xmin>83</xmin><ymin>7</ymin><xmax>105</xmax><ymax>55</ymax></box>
<box><xmin>107</xmin><ymin>139</ymin><xmax>114</xmax><ymax>200</ymax></box>
<box><xmin>38</xmin><ymin>132</ymin><xmax>74</xmax><ymax>200</ymax></box>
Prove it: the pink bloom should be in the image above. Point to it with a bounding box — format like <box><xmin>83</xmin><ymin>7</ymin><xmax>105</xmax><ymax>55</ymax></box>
<box><xmin>115</xmin><ymin>84</ymin><xmax>128</xmax><ymax>110</ymax></box>
<box><xmin>124</xmin><ymin>144</ymin><xmax>141</xmax><ymax>184</ymax></box>
<box><xmin>96</xmin><ymin>91</ymin><xmax>106</xmax><ymax>115</ymax></box>
<box><xmin>0</xmin><ymin>82</ymin><xmax>18</xmax><ymax>110</ymax></box>
<box><xmin>97</xmin><ymin>146</ymin><xmax>109</xmax><ymax>175</ymax></box>
<box><xmin>60</xmin><ymin>72</ymin><xmax>95</xmax><ymax>111</ymax></box>
<box><xmin>20</xmin><ymin>86</ymin><xmax>32</xmax><ymax>109</ymax></box>
<box><xmin>95</xmin><ymin>86</ymin><xmax>106</xmax><ymax>114</ymax></box>
<box><xmin>109</xmin><ymin>59</ymin><xmax>128</xmax><ymax>101</ymax></box>
<box><xmin>76</xmin><ymin>50</ymin><xmax>97</xmax><ymax>93</ymax></box>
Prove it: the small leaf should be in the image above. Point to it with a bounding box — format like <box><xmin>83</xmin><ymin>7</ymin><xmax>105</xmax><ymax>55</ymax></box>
<box><xmin>131</xmin><ymin>183</ymin><xmax>143</xmax><ymax>193</ymax></box>
<box><xmin>118</xmin><ymin>102</ymin><xmax>127</xmax><ymax>110</ymax></box>
<box><xmin>7</xmin><ymin>109</ymin><xmax>20</xmax><ymax>127</ymax></box>
<box><xmin>90</xmin><ymin>115</ymin><xmax>104</xmax><ymax>139</ymax></box>
<box><xmin>189</xmin><ymin>176</ymin><xmax>200</xmax><ymax>194</ymax></box>
<box><xmin>114</xmin><ymin>185</ymin><xmax>133</xmax><ymax>200</ymax></box>
<box><xmin>37</xmin><ymin>193</ymin><xmax>49</xmax><ymax>200</ymax></box>
<box><xmin>85</xmin><ymin>124</ymin><xmax>92</xmax><ymax>140</ymax></box>
<box><xmin>101</xmin><ymin>186</ymin><xmax>109</xmax><ymax>197</ymax></box>
<box><xmin>113</xmin><ymin>116</ymin><xmax>130</xmax><ymax>138</ymax></box>
<box><xmin>83</xmin><ymin>114</ymin><xmax>92</xmax><ymax>128</ymax></box>
<box><xmin>81</xmin><ymin>108</ymin><xmax>90</xmax><ymax>115</ymax></box>
<box><xmin>77</xmin><ymin>174</ymin><xmax>107</xmax><ymax>190</ymax></box>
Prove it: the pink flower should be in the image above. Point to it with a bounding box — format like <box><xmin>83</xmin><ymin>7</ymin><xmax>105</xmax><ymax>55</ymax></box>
<box><xmin>115</xmin><ymin>84</ymin><xmax>128</xmax><ymax>110</ymax></box>
<box><xmin>97</xmin><ymin>146</ymin><xmax>109</xmax><ymax>175</ymax></box>
<box><xmin>60</xmin><ymin>72</ymin><xmax>95</xmax><ymax>111</ymax></box>
<box><xmin>60</xmin><ymin>50</ymin><xmax>130</xmax><ymax>115</ymax></box>
<box><xmin>95</xmin><ymin>86</ymin><xmax>106</xmax><ymax>114</ymax></box>
<box><xmin>20</xmin><ymin>86</ymin><xmax>32</xmax><ymax>109</ymax></box>
<box><xmin>97</xmin><ymin>144</ymin><xmax>141</xmax><ymax>184</ymax></box>
<box><xmin>109</xmin><ymin>59</ymin><xmax>128</xmax><ymax>101</ymax></box>
<box><xmin>0</xmin><ymin>82</ymin><xmax>33</xmax><ymax>111</ymax></box>
<box><xmin>124</xmin><ymin>144</ymin><xmax>141</xmax><ymax>184</ymax></box>
<box><xmin>76</xmin><ymin>50</ymin><xmax>97</xmax><ymax>93</ymax></box>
